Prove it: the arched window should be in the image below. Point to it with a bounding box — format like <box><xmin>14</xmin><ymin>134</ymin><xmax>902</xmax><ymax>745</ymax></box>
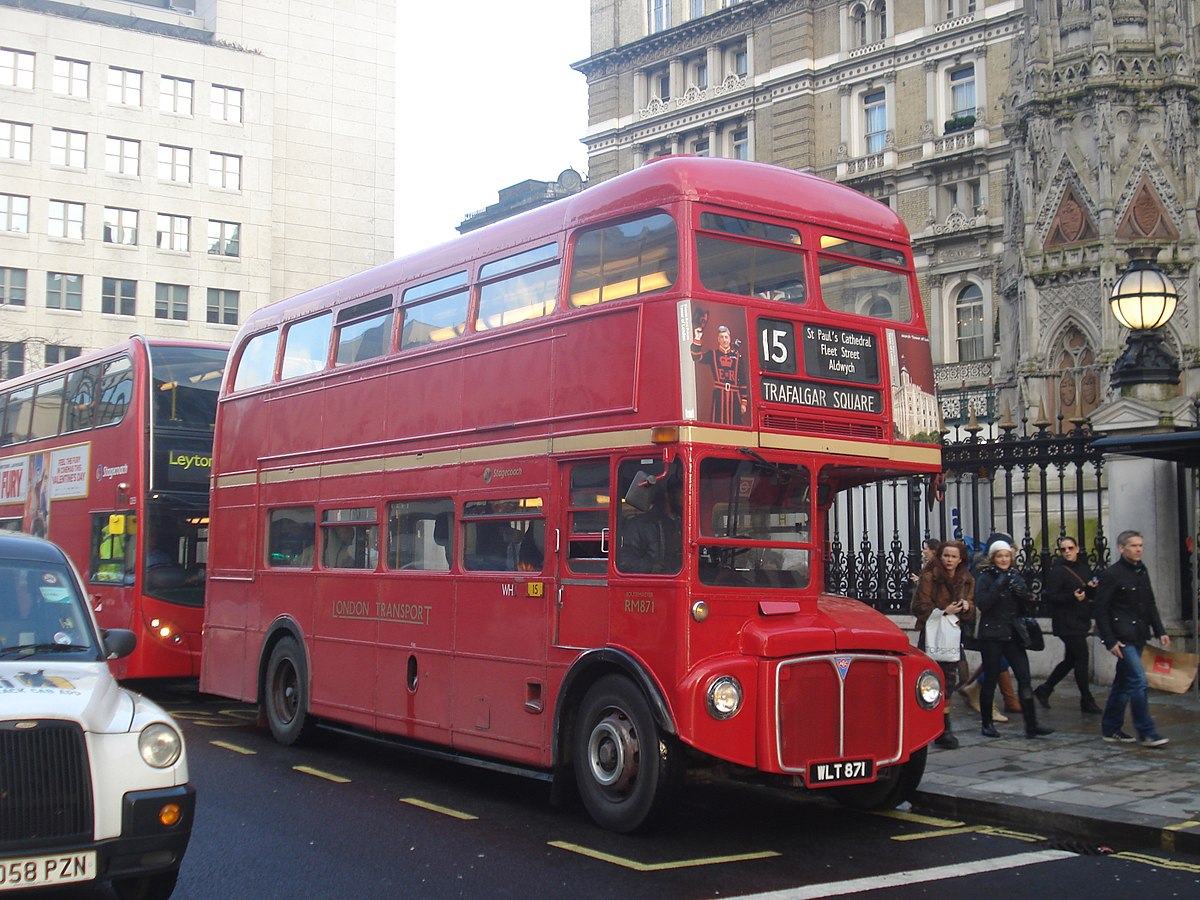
<box><xmin>871</xmin><ymin>1</ymin><xmax>887</xmax><ymax>40</ymax></box>
<box><xmin>850</xmin><ymin>4</ymin><xmax>868</xmax><ymax>47</ymax></box>
<box><xmin>954</xmin><ymin>283</ymin><xmax>985</xmax><ymax>361</ymax></box>
<box><xmin>1052</xmin><ymin>323</ymin><xmax>1100</xmax><ymax>420</ymax></box>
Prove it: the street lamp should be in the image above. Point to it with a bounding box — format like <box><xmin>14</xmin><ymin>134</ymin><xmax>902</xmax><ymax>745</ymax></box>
<box><xmin>1109</xmin><ymin>249</ymin><xmax>1180</xmax><ymax>387</ymax></box>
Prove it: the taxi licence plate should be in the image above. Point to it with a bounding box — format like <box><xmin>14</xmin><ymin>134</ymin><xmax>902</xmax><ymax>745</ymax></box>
<box><xmin>0</xmin><ymin>851</ymin><xmax>96</xmax><ymax>891</ymax></box>
<box><xmin>808</xmin><ymin>758</ymin><xmax>874</xmax><ymax>785</ymax></box>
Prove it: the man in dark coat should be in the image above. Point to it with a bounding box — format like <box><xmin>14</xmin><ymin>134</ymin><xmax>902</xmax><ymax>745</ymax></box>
<box><xmin>1093</xmin><ymin>530</ymin><xmax>1171</xmax><ymax>747</ymax></box>
<box><xmin>1034</xmin><ymin>535</ymin><xmax>1101</xmax><ymax>713</ymax></box>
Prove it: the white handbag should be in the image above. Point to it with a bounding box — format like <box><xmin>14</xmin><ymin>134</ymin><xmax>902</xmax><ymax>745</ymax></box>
<box><xmin>924</xmin><ymin>608</ymin><xmax>961</xmax><ymax>663</ymax></box>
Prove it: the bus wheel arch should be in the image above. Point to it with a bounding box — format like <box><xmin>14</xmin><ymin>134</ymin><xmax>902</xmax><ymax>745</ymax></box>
<box><xmin>554</xmin><ymin>649</ymin><xmax>676</xmax><ymax>770</ymax></box>
<box><xmin>259</xmin><ymin>619</ymin><xmax>316</xmax><ymax>746</ymax></box>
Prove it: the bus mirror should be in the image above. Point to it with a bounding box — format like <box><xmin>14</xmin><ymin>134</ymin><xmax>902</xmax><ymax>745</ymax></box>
<box><xmin>108</xmin><ymin>514</ymin><xmax>128</xmax><ymax>535</ymax></box>
<box><xmin>816</xmin><ymin>483</ymin><xmax>833</xmax><ymax>508</ymax></box>
<box><xmin>624</xmin><ymin>471</ymin><xmax>659</xmax><ymax>512</ymax></box>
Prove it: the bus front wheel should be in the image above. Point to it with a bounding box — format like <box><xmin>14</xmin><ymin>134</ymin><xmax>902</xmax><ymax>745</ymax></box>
<box><xmin>573</xmin><ymin>674</ymin><xmax>678</xmax><ymax>833</ymax></box>
<box><xmin>831</xmin><ymin>745</ymin><xmax>927</xmax><ymax>811</ymax></box>
<box><xmin>264</xmin><ymin>637</ymin><xmax>316</xmax><ymax>746</ymax></box>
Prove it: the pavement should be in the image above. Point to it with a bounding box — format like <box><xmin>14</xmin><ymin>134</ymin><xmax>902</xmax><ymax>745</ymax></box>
<box><xmin>911</xmin><ymin>684</ymin><xmax>1200</xmax><ymax>855</ymax></box>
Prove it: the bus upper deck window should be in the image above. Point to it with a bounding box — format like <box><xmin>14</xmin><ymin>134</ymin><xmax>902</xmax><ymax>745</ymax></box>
<box><xmin>62</xmin><ymin>364</ymin><xmax>102</xmax><ymax>434</ymax></box>
<box><xmin>817</xmin><ymin>236</ymin><xmax>912</xmax><ymax>323</ymax></box>
<box><xmin>95</xmin><ymin>357</ymin><xmax>132</xmax><ymax>428</ymax></box>
<box><xmin>696</xmin><ymin>212</ymin><xmax>806</xmax><ymax>303</ymax></box>
<box><xmin>30</xmin><ymin>377</ymin><xmax>65</xmax><ymax>441</ymax></box>
<box><xmin>569</xmin><ymin>213</ymin><xmax>677</xmax><ymax>307</ymax></box>
<box><xmin>335</xmin><ymin>294</ymin><xmax>394</xmax><ymax>366</ymax></box>
<box><xmin>280</xmin><ymin>313</ymin><xmax>332</xmax><ymax>379</ymax></box>
<box><xmin>233</xmin><ymin>329</ymin><xmax>280</xmax><ymax>391</ymax></box>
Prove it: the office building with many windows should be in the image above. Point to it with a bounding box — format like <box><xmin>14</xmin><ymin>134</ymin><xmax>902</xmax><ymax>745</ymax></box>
<box><xmin>0</xmin><ymin>0</ymin><xmax>395</xmax><ymax>374</ymax></box>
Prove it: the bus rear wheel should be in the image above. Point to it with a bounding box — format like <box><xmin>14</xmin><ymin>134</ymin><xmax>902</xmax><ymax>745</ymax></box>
<box><xmin>573</xmin><ymin>674</ymin><xmax>677</xmax><ymax>833</ymax></box>
<box><xmin>831</xmin><ymin>746</ymin><xmax>927</xmax><ymax>811</ymax></box>
<box><xmin>264</xmin><ymin>636</ymin><xmax>316</xmax><ymax>746</ymax></box>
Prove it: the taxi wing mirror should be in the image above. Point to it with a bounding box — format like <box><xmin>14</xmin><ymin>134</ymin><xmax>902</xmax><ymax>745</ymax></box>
<box><xmin>102</xmin><ymin>628</ymin><xmax>137</xmax><ymax>660</ymax></box>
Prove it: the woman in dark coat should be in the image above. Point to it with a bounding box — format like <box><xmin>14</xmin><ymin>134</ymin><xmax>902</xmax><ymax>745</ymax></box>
<box><xmin>911</xmin><ymin>540</ymin><xmax>974</xmax><ymax>749</ymax></box>
<box><xmin>1034</xmin><ymin>535</ymin><xmax>1101</xmax><ymax>713</ymax></box>
<box><xmin>971</xmin><ymin>540</ymin><xmax>1052</xmax><ymax>738</ymax></box>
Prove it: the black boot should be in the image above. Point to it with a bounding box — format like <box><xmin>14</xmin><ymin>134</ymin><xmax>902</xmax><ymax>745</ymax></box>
<box><xmin>981</xmin><ymin>711</ymin><xmax>999</xmax><ymax>738</ymax></box>
<box><xmin>1033</xmin><ymin>684</ymin><xmax>1052</xmax><ymax>709</ymax></box>
<box><xmin>1080</xmin><ymin>694</ymin><xmax>1102</xmax><ymax>715</ymax></box>
<box><xmin>1021</xmin><ymin>698</ymin><xmax>1053</xmax><ymax>737</ymax></box>
<box><xmin>935</xmin><ymin>714</ymin><xmax>959</xmax><ymax>749</ymax></box>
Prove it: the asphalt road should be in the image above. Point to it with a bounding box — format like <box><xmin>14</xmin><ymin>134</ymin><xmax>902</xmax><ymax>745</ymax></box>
<box><xmin>52</xmin><ymin>683</ymin><xmax>1200</xmax><ymax>899</ymax></box>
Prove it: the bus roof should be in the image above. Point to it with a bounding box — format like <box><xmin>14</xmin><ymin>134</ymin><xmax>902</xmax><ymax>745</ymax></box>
<box><xmin>0</xmin><ymin>336</ymin><xmax>228</xmax><ymax>393</ymax></box>
<box><xmin>241</xmin><ymin>157</ymin><xmax>910</xmax><ymax>333</ymax></box>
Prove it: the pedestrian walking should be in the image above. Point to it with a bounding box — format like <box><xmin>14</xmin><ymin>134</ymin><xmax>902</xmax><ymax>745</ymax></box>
<box><xmin>1034</xmin><ymin>535</ymin><xmax>1102</xmax><ymax>714</ymax></box>
<box><xmin>911</xmin><ymin>540</ymin><xmax>975</xmax><ymax>749</ymax></box>
<box><xmin>1093</xmin><ymin>530</ymin><xmax>1171</xmax><ymax>747</ymax></box>
<box><xmin>971</xmin><ymin>540</ymin><xmax>1053</xmax><ymax>738</ymax></box>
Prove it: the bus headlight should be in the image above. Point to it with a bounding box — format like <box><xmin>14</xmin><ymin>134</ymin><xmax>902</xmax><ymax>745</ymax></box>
<box><xmin>139</xmin><ymin>723</ymin><xmax>182</xmax><ymax>768</ymax></box>
<box><xmin>148</xmin><ymin>617</ymin><xmax>183</xmax><ymax>644</ymax></box>
<box><xmin>706</xmin><ymin>676</ymin><xmax>743</xmax><ymax>720</ymax></box>
<box><xmin>915</xmin><ymin>670</ymin><xmax>943</xmax><ymax>710</ymax></box>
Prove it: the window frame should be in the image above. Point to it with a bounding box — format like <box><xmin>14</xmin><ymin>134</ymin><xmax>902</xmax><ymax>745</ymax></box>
<box><xmin>103</xmin><ymin>206</ymin><xmax>138</xmax><ymax>246</ymax></box>
<box><xmin>48</xmin><ymin>200</ymin><xmax>85</xmax><ymax>240</ymax></box>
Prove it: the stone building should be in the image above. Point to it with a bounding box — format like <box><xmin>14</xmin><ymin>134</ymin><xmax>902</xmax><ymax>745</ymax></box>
<box><xmin>0</xmin><ymin>0</ymin><xmax>395</xmax><ymax>376</ymax></box>
<box><xmin>573</xmin><ymin>0</ymin><xmax>1199</xmax><ymax>431</ymax></box>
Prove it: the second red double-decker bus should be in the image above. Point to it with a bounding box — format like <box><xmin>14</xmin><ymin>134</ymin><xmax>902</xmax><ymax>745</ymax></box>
<box><xmin>201</xmin><ymin>157</ymin><xmax>944</xmax><ymax>831</ymax></box>
<box><xmin>0</xmin><ymin>337</ymin><xmax>227</xmax><ymax>679</ymax></box>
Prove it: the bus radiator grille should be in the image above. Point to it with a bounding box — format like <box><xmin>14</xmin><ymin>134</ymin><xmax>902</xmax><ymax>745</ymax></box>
<box><xmin>761</xmin><ymin>414</ymin><xmax>884</xmax><ymax>440</ymax></box>
<box><xmin>0</xmin><ymin>720</ymin><xmax>94</xmax><ymax>848</ymax></box>
<box><xmin>775</xmin><ymin>655</ymin><xmax>902</xmax><ymax>772</ymax></box>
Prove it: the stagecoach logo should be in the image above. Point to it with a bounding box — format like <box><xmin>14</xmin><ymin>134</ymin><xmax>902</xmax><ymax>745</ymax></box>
<box><xmin>835</xmin><ymin>657</ymin><xmax>852</xmax><ymax>680</ymax></box>
<box><xmin>95</xmin><ymin>463</ymin><xmax>130</xmax><ymax>481</ymax></box>
<box><xmin>482</xmin><ymin>465</ymin><xmax>522</xmax><ymax>484</ymax></box>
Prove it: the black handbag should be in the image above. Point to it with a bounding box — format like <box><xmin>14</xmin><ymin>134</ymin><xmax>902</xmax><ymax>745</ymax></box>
<box><xmin>1013</xmin><ymin>616</ymin><xmax>1045</xmax><ymax>652</ymax></box>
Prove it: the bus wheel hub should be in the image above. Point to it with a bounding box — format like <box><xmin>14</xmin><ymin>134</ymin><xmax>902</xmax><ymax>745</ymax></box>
<box><xmin>587</xmin><ymin>711</ymin><xmax>639</xmax><ymax>792</ymax></box>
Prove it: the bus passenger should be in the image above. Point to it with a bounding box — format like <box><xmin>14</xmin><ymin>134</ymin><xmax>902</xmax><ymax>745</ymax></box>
<box><xmin>618</xmin><ymin>479</ymin><xmax>683</xmax><ymax>574</ymax></box>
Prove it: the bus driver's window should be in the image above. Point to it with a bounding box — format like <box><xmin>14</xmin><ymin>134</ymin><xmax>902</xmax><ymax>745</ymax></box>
<box><xmin>616</xmin><ymin>459</ymin><xmax>683</xmax><ymax>575</ymax></box>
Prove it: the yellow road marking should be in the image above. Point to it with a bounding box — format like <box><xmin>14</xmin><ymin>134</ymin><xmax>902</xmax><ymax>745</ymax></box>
<box><xmin>1112</xmin><ymin>851</ymin><xmax>1200</xmax><ymax>874</ymax></box>
<box><xmin>1161</xmin><ymin>819</ymin><xmax>1200</xmax><ymax>851</ymax></box>
<box><xmin>210</xmin><ymin>740</ymin><xmax>256</xmax><ymax>755</ymax></box>
<box><xmin>400</xmin><ymin>798</ymin><xmax>478</xmax><ymax>820</ymax></box>
<box><xmin>293</xmin><ymin>765</ymin><xmax>351</xmax><ymax>783</ymax></box>
<box><xmin>1163</xmin><ymin>819</ymin><xmax>1200</xmax><ymax>832</ymax></box>
<box><xmin>549</xmin><ymin>841</ymin><xmax>779</xmax><ymax>871</ymax></box>
<box><xmin>873</xmin><ymin>810</ymin><xmax>965</xmax><ymax>828</ymax></box>
<box><xmin>891</xmin><ymin>825</ymin><xmax>1043</xmax><ymax>843</ymax></box>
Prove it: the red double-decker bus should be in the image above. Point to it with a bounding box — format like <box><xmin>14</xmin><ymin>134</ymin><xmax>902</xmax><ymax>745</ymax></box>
<box><xmin>0</xmin><ymin>337</ymin><xmax>227</xmax><ymax>679</ymax></box>
<box><xmin>201</xmin><ymin>157</ymin><xmax>944</xmax><ymax>832</ymax></box>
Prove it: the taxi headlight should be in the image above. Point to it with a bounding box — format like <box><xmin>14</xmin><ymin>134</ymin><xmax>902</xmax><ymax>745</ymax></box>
<box><xmin>139</xmin><ymin>723</ymin><xmax>182</xmax><ymax>768</ymax></box>
<box><xmin>915</xmin><ymin>670</ymin><xmax>943</xmax><ymax>710</ymax></box>
<box><xmin>706</xmin><ymin>676</ymin><xmax>743</xmax><ymax>720</ymax></box>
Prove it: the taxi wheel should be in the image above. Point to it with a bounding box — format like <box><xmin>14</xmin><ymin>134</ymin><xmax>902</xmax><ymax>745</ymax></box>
<box><xmin>831</xmin><ymin>746</ymin><xmax>927</xmax><ymax>811</ymax></box>
<box><xmin>264</xmin><ymin>636</ymin><xmax>316</xmax><ymax>746</ymax></box>
<box><xmin>112</xmin><ymin>870</ymin><xmax>178</xmax><ymax>900</ymax></box>
<box><xmin>573</xmin><ymin>674</ymin><xmax>679</xmax><ymax>834</ymax></box>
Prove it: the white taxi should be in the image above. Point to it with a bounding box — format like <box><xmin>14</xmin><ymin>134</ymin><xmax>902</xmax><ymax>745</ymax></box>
<box><xmin>0</xmin><ymin>532</ymin><xmax>193</xmax><ymax>899</ymax></box>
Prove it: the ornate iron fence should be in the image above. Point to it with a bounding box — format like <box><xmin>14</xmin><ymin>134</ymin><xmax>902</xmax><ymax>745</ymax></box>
<box><xmin>825</xmin><ymin>416</ymin><xmax>1109</xmax><ymax>614</ymax></box>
